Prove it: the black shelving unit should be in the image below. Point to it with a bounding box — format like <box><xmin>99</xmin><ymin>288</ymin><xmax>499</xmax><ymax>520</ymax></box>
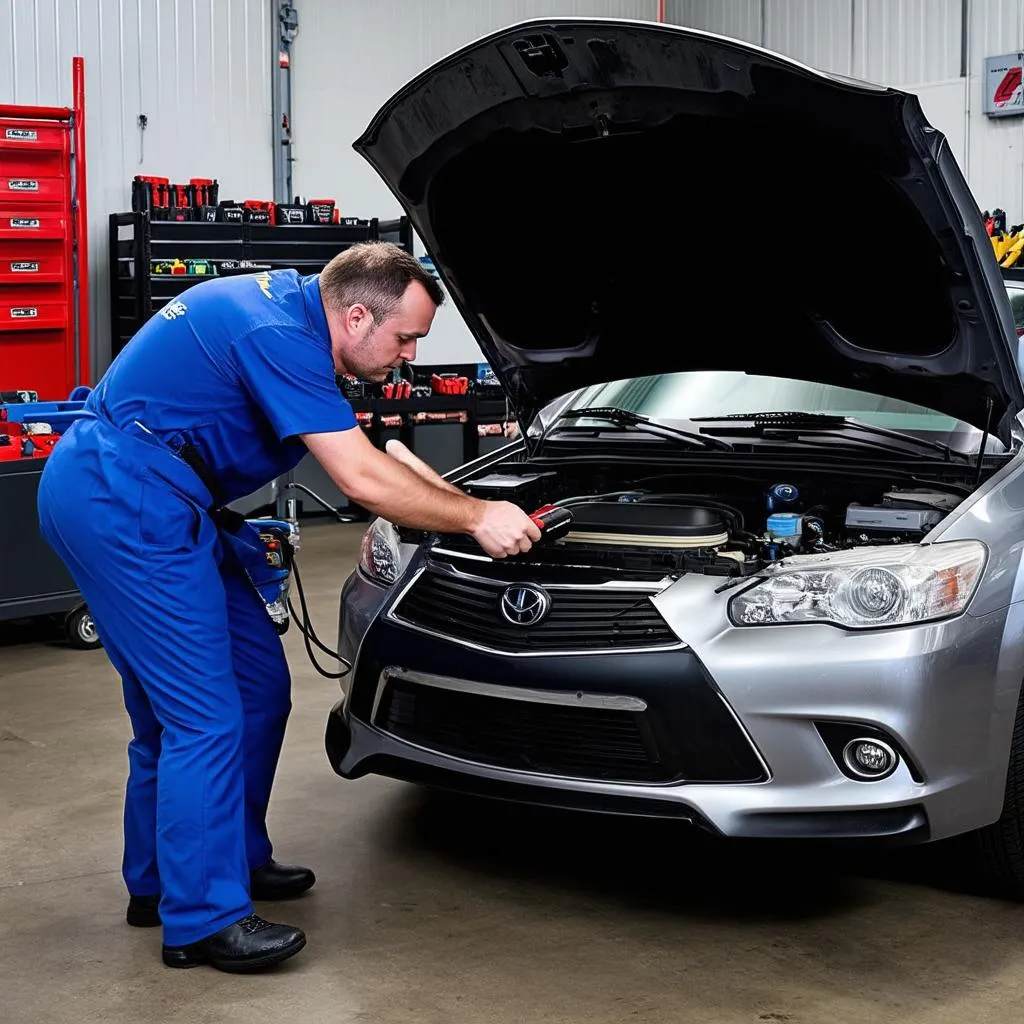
<box><xmin>108</xmin><ymin>212</ymin><xmax>413</xmax><ymax>357</ymax></box>
<box><xmin>354</xmin><ymin>394</ymin><xmax>478</xmax><ymax>458</ymax></box>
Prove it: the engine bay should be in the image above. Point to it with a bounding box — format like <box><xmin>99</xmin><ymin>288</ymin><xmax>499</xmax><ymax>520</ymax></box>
<box><xmin>426</xmin><ymin>462</ymin><xmax>969</xmax><ymax>578</ymax></box>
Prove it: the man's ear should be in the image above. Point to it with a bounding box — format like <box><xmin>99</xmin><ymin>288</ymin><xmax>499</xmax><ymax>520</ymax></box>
<box><xmin>345</xmin><ymin>303</ymin><xmax>372</xmax><ymax>333</ymax></box>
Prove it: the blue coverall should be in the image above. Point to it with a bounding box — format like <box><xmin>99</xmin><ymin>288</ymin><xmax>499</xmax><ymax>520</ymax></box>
<box><xmin>37</xmin><ymin>269</ymin><xmax>356</xmax><ymax>946</ymax></box>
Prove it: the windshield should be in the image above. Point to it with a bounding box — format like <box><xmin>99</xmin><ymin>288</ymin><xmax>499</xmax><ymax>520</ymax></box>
<box><xmin>545</xmin><ymin>371</ymin><xmax>1005</xmax><ymax>454</ymax></box>
<box><xmin>1007</xmin><ymin>283</ymin><xmax>1024</xmax><ymax>335</ymax></box>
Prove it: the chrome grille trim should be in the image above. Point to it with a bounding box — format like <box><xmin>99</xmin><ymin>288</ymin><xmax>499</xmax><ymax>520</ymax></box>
<box><xmin>384</xmin><ymin>564</ymin><xmax>686</xmax><ymax>658</ymax></box>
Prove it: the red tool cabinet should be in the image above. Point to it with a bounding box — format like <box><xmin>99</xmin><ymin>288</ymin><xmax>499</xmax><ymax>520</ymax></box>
<box><xmin>0</xmin><ymin>57</ymin><xmax>90</xmax><ymax>399</ymax></box>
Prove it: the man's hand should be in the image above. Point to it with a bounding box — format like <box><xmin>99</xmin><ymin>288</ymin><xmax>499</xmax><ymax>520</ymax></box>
<box><xmin>471</xmin><ymin>501</ymin><xmax>542</xmax><ymax>558</ymax></box>
<box><xmin>385</xmin><ymin>439</ymin><xmax>540</xmax><ymax>557</ymax></box>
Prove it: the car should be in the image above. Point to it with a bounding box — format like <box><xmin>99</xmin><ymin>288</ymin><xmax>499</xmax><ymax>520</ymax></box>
<box><xmin>326</xmin><ymin>17</ymin><xmax>1024</xmax><ymax>895</ymax></box>
<box><xmin>1005</xmin><ymin>277</ymin><xmax>1024</xmax><ymax>335</ymax></box>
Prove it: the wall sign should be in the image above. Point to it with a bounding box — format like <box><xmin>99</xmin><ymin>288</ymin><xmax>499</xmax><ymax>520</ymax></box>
<box><xmin>984</xmin><ymin>52</ymin><xmax>1024</xmax><ymax>117</ymax></box>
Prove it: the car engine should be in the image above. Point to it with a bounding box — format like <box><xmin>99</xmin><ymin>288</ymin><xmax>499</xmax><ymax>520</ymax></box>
<box><xmin>443</xmin><ymin>468</ymin><xmax>967</xmax><ymax>577</ymax></box>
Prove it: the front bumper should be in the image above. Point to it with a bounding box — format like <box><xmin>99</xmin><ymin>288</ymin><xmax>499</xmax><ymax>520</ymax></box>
<box><xmin>326</xmin><ymin>704</ymin><xmax>929</xmax><ymax>843</ymax></box>
<box><xmin>330</xmin><ymin>562</ymin><xmax>1020</xmax><ymax>845</ymax></box>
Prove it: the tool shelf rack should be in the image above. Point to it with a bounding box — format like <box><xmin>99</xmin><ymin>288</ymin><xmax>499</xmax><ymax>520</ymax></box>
<box><xmin>352</xmin><ymin>393</ymin><xmax>478</xmax><ymax>455</ymax></box>
<box><xmin>108</xmin><ymin>211</ymin><xmax>413</xmax><ymax>358</ymax></box>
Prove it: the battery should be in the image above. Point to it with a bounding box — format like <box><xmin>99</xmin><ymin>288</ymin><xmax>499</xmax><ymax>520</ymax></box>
<box><xmin>845</xmin><ymin>504</ymin><xmax>943</xmax><ymax>534</ymax></box>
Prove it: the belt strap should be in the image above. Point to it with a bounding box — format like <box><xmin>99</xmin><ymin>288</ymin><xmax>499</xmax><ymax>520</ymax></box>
<box><xmin>174</xmin><ymin>440</ymin><xmax>246</xmax><ymax>534</ymax></box>
<box><xmin>131</xmin><ymin>420</ymin><xmax>246</xmax><ymax>534</ymax></box>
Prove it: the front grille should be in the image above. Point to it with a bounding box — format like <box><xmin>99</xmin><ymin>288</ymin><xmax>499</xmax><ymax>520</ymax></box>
<box><xmin>391</xmin><ymin>569</ymin><xmax>677</xmax><ymax>653</ymax></box>
<box><xmin>377</xmin><ymin>677</ymin><xmax>673</xmax><ymax>782</ymax></box>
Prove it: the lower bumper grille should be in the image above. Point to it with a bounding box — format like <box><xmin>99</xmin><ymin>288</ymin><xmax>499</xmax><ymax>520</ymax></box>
<box><xmin>377</xmin><ymin>677</ymin><xmax>672</xmax><ymax>783</ymax></box>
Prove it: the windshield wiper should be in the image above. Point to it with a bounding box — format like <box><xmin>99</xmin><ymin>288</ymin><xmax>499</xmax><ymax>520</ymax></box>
<box><xmin>552</xmin><ymin>406</ymin><xmax>733</xmax><ymax>451</ymax></box>
<box><xmin>691</xmin><ymin>411</ymin><xmax>970</xmax><ymax>463</ymax></box>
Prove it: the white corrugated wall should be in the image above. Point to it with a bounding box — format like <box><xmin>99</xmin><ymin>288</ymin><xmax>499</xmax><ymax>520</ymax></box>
<box><xmin>668</xmin><ymin>0</ymin><xmax>763</xmax><ymax>44</ymax></box>
<box><xmin>966</xmin><ymin>0</ymin><xmax>1024</xmax><ymax>221</ymax></box>
<box><xmin>673</xmin><ymin>0</ymin><xmax>964</xmax><ymax>83</ymax></box>
<box><xmin>0</xmin><ymin>0</ymin><xmax>273</xmax><ymax>376</ymax></box>
<box><xmin>852</xmin><ymin>0</ymin><xmax>963</xmax><ymax>86</ymax></box>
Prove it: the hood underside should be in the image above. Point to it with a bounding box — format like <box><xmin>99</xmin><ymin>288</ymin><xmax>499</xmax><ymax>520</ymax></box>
<box><xmin>354</xmin><ymin>18</ymin><xmax>1024</xmax><ymax>442</ymax></box>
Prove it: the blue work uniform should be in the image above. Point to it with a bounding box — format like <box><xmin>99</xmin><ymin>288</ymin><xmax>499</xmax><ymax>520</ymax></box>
<box><xmin>37</xmin><ymin>269</ymin><xmax>356</xmax><ymax>946</ymax></box>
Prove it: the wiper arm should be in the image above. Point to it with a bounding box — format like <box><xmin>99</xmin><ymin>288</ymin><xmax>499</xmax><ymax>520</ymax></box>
<box><xmin>554</xmin><ymin>406</ymin><xmax>733</xmax><ymax>451</ymax></box>
<box><xmin>692</xmin><ymin>411</ymin><xmax>969</xmax><ymax>463</ymax></box>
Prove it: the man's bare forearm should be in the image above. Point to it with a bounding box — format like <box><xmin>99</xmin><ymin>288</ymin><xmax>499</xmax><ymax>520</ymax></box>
<box><xmin>302</xmin><ymin>428</ymin><xmax>541</xmax><ymax>558</ymax></box>
<box><xmin>384</xmin><ymin>439</ymin><xmax>463</xmax><ymax>495</ymax></box>
<box><xmin>302</xmin><ymin>429</ymin><xmax>482</xmax><ymax>533</ymax></box>
<box><xmin>350</xmin><ymin>461</ymin><xmax>481</xmax><ymax>532</ymax></box>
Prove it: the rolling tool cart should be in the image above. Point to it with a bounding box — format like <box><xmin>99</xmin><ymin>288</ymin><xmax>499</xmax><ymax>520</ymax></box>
<box><xmin>0</xmin><ymin>392</ymin><xmax>98</xmax><ymax>648</ymax></box>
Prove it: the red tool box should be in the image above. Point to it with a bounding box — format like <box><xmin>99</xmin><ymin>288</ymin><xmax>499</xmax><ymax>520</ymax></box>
<box><xmin>0</xmin><ymin>57</ymin><xmax>91</xmax><ymax>400</ymax></box>
<box><xmin>431</xmin><ymin>373</ymin><xmax>469</xmax><ymax>395</ymax></box>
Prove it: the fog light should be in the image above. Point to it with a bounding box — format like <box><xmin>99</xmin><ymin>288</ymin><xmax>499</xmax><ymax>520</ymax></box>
<box><xmin>842</xmin><ymin>738</ymin><xmax>898</xmax><ymax>780</ymax></box>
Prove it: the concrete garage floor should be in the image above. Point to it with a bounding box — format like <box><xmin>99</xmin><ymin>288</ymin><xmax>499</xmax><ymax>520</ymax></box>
<box><xmin>4</xmin><ymin>521</ymin><xmax>1024</xmax><ymax>1023</ymax></box>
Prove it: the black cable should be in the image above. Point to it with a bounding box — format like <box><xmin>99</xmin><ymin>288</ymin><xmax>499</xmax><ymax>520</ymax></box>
<box><xmin>286</xmin><ymin>556</ymin><xmax>352</xmax><ymax>679</ymax></box>
<box><xmin>288</xmin><ymin>562</ymin><xmax>339</xmax><ymax>660</ymax></box>
<box><xmin>269</xmin><ymin>480</ymin><xmax>356</xmax><ymax>676</ymax></box>
<box><xmin>282</xmin><ymin>482</ymin><xmax>355</xmax><ymax>523</ymax></box>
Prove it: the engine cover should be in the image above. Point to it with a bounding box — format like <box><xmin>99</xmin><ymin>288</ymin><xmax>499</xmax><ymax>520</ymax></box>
<box><xmin>561</xmin><ymin>502</ymin><xmax>730</xmax><ymax>549</ymax></box>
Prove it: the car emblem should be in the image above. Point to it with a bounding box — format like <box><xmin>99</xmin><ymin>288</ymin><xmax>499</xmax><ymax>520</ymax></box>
<box><xmin>500</xmin><ymin>585</ymin><xmax>551</xmax><ymax>626</ymax></box>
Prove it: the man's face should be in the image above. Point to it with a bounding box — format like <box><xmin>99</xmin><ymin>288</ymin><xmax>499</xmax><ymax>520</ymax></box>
<box><xmin>335</xmin><ymin>281</ymin><xmax>436</xmax><ymax>382</ymax></box>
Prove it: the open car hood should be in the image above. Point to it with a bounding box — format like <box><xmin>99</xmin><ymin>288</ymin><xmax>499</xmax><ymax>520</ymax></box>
<box><xmin>354</xmin><ymin>18</ymin><xmax>1024</xmax><ymax>444</ymax></box>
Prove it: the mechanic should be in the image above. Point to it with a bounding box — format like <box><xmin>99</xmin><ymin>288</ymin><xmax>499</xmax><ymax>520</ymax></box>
<box><xmin>37</xmin><ymin>242</ymin><xmax>541</xmax><ymax>974</ymax></box>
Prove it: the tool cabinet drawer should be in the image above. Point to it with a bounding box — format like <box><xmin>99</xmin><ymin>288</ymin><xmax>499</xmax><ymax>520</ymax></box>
<box><xmin>0</xmin><ymin>212</ymin><xmax>67</xmax><ymax>240</ymax></box>
<box><xmin>0</xmin><ymin>122</ymin><xmax>67</xmax><ymax>152</ymax></box>
<box><xmin>0</xmin><ymin>241</ymin><xmax>67</xmax><ymax>285</ymax></box>
<box><xmin>1</xmin><ymin>147</ymin><xmax>67</xmax><ymax>179</ymax></box>
<box><xmin>0</xmin><ymin>297</ymin><xmax>67</xmax><ymax>331</ymax></box>
<box><xmin>0</xmin><ymin>328</ymin><xmax>72</xmax><ymax>396</ymax></box>
<box><xmin>0</xmin><ymin>174</ymin><xmax>67</xmax><ymax>205</ymax></box>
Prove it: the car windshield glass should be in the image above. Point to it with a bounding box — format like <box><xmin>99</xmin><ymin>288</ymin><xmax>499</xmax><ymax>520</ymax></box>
<box><xmin>553</xmin><ymin>371</ymin><xmax>1005</xmax><ymax>454</ymax></box>
<box><xmin>1007</xmin><ymin>284</ymin><xmax>1024</xmax><ymax>334</ymax></box>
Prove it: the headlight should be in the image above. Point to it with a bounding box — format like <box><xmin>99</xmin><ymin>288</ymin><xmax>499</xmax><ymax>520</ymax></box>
<box><xmin>729</xmin><ymin>541</ymin><xmax>986</xmax><ymax>630</ymax></box>
<box><xmin>357</xmin><ymin>517</ymin><xmax>401</xmax><ymax>586</ymax></box>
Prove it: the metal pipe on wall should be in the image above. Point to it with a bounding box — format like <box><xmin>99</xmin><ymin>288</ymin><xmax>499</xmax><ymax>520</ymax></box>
<box><xmin>272</xmin><ymin>0</ymin><xmax>299</xmax><ymax>204</ymax></box>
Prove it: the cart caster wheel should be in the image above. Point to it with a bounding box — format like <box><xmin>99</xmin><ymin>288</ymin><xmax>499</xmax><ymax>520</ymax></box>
<box><xmin>65</xmin><ymin>605</ymin><xmax>103</xmax><ymax>650</ymax></box>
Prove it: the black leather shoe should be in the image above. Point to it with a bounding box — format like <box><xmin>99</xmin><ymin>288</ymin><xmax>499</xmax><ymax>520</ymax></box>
<box><xmin>162</xmin><ymin>914</ymin><xmax>306</xmax><ymax>972</ymax></box>
<box><xmin>249</xmin><ymin>859</ymin><xmax>316</xmax><ymax>901</ymax></box>
<box><xmin>126</xmin><ymin>894</ymin><xmax>161</xmax><ymax>928</ymax></box>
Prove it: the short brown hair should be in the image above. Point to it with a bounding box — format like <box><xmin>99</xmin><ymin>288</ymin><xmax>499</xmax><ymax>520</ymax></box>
<box><xmin>319</xmin><ymin>241</ymin><xmax>444</xmax><ymax>323</ymax></box>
